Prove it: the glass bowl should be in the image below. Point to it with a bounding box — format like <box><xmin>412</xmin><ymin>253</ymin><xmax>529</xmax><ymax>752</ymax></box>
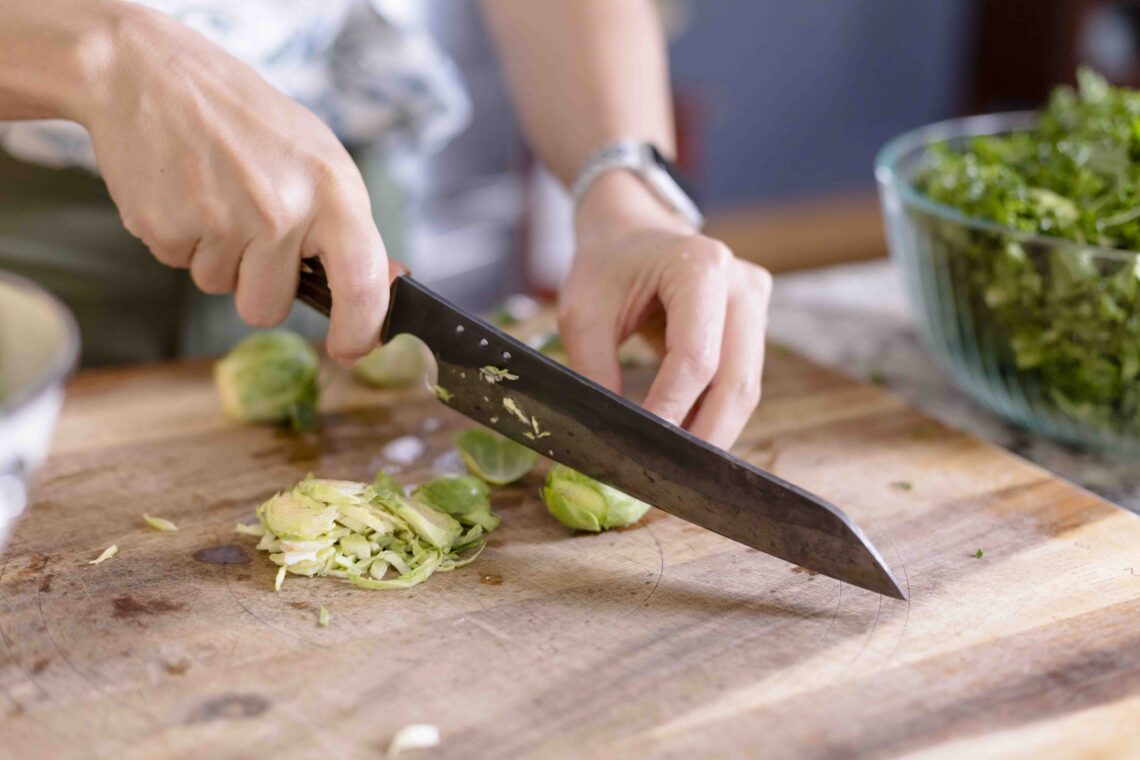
<box><xmin>876</xmin><ymin>112</ymin><xmax>1140</xmax><ymax>453</ymax></box>
<box><xmin>0</xmin><ymin>271</ymin><xmax>79</xmax><ymax>553</ymax></box>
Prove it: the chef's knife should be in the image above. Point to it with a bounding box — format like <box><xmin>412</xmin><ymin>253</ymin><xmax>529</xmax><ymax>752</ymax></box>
<box><xmin>297</xmin><ymin>261</ymin><xmax>906</xmax><ymax>599</ymax></box>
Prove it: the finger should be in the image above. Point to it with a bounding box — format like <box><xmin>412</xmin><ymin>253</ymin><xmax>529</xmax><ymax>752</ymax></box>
<box><xmin>558</xmin><ymin>298</ymin><xmax>623</xmax><ymax>394</ymax></box>
<box><xmin>641</xmin><ymin>243</ymin><xmax>731</xmax><ymax>425</ymax></box>
<box><xmin>189</xmin><ymin>237</ymin><xmax>245</xmax><ymax>295</ymax></box>
<box><xmin>687</xmin><ymin>263</ymin><xmax>772</xmax><ymax>449</ymax></box>
<box><xmin>303</xmin><ymin>203</ymin><xmax>389</xmax><ymax>364</ymax></box>
<box><xmin>234</xmin><ymin>232</ymin><xmax>305</xmax><ymax>328</ymax></box>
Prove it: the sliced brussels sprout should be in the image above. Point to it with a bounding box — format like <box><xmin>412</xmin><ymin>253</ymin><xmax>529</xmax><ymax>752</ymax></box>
<box><xmin>413</xmin><ymin>475</ymin><xmax>500</xmax><ymax>533</ymax></box>
<box><xmin>88</xmin><ymin>544</ymin><xmax>119</xmax><ymax>565</ymax></box>
<box><xmin>453</xmin><ymin>428</ymin><xmax>538</xmax><ymax>485</ymax></box>
<box><xmin>250</xmin><ymin>473</ymin><xmax>497</xmax><ymax>592</ymax></box>
<box><xmin>372</xmin><ymin>470</ymin><xmax>404</xmax><ymax>496</ymax></box>
<box><xmin>214</xmin><ymin>330</ymin><xmax>319</xmax><ymax>431</ymax></box>
<box><xmin>143</xmin><ymin>514</ymin><xmax>178</xmax><ymax>532</ymax></box>
<box><xmin>258</xmin><ymin>490</ymin><xmax>339</xmax><ymax>540</ymax></box>
<box><xmin>234</xmin><ymin>522</ymin><xmax>265</xmax><ymax>537</ymax></box>
<box><xmin>378</xmin><ymin>492</ymin><xmax>462</xmax><ymax>550</ymax></box>
<box><xmin>318</xmin><ymin>607</ymin><xmax>331</xmax><ymax>627</ymax></box>
<box><xmin>297</xmin><ymin>477</ymin><xmax>369</xmax><ymax>505</ymax></box>
<box><xmin>542</xmin><ymin>464</ymin><xmax>651</xmax><ymax>532</ymax></box>
<box><xmin>353</xmin><ymin>334</ymin><xmax>428</xmax><ymax>388</ymax></box>
<box><xmin>386</xmin><ymin>723</ymin><xmax>441</xmax><ymax>760</ymax></box>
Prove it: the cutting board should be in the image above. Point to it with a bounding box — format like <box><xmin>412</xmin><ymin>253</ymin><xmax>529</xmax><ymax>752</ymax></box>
<box><xmin>2</xmin><ymin>337</ymin><xmax>1140</xmax><ymax>760</ymax></box>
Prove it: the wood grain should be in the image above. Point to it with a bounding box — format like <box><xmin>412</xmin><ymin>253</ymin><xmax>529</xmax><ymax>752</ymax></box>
<box><xmin>2</xmin><ymin>337</ymin><xmax>1140</xmax><ymax>759</ymax></box>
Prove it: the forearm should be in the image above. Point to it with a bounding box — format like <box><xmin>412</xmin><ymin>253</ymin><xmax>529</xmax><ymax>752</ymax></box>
<box><xmin>0</xmin><ymin>0</ymin><xmax>126</xmax><ymax>122</ymax></box>
<box><xmin>481</xmin><ymin>0</ymin><xmax>675</xmax><ymax>186</ymax></box>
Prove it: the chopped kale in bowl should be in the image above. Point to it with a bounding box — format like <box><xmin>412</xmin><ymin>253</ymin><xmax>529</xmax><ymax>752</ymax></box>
<box><xmin>877</xmin><ymin>69</ymin><xmax>1140</xmax><ymax>450</ymax></box>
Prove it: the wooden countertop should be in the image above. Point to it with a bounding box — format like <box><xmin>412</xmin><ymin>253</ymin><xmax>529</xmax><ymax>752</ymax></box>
<box><xmin>2</xmin><ymin>336</ymin><xmax>1139</xmax><ymax>759</ymax></box>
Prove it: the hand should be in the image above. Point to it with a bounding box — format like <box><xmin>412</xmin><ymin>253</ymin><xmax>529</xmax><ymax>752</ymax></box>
<box><xmin>75</xmin><ymin>5</ymin><xmax>389</xmax><ymax>363</ymax></box>
<box><xmin>560</xmin><ymin>172</ymin><xmax>772</xmax><ymax>450</ymax></box>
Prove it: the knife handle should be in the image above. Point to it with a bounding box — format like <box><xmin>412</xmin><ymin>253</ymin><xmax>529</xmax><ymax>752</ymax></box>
<box><xmin>297</xmin><ymin>258</ymin><xmax>333</xmax><ymax>317</ymax></box>
<box><xmin>296</xmin><ymin>258</ymin><xmax>410</xmax><ymax>319</ymax></box>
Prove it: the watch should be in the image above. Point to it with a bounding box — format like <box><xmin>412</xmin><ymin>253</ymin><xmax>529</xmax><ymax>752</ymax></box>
<box><xmin>570</xmin><ymin>140</ymin><xmax>705</xmax><ymax>230</ymax></box>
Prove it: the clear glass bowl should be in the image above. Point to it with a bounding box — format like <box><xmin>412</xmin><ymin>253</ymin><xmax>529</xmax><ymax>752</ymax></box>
<box><xmin>876</xmin><ymin>112</ymin><xmax>1140</xmax><ymax>454</ymax></box>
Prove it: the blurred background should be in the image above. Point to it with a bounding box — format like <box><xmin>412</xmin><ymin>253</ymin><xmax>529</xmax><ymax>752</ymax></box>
<box><xmin>404</xmin><ymin>0</ymin><xmax>1140</xmax><ymax>309</ymax></box>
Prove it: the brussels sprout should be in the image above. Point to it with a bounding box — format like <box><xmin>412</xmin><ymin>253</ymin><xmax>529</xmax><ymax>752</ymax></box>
<box><xmin>454</xmin><ymin>428</ymin><xmax>538</xmax><ymax>485</ymax></box>
<box><xmin>214</xmin><ymin>330</ymin><xmax>319</xmax><ymax>431</ymax></box>
<box><xmin>413</xmin><ymin>475</ymin><xmax>500</xmax><ymax>533</ymax></box>
<box><xmin>249</xmin><ymin>473</ymin><xmax>495</xmax><ymax>592</ymax></box>
<box><xmin>353</xmin><ymin>334</ymin><xmax>428</xmax><ymax>388</ymax></box>
<box><xmin>542</xmin><ymin>465</ymin><xmax>651</xmax><ymax>532</ymax></box>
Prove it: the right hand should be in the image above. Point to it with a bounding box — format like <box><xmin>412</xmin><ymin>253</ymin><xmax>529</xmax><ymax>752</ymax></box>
<box><xmin>76</xmin><ymin>5</ymin><xmax>389</xmax><ymax>363</ymax></box>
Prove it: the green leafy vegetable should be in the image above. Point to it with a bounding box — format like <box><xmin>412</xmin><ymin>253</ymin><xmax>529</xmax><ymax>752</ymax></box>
<box><xmin>214</xmin><ymin>330</ymin><xmax>319</xmax><ymax>431</ymax></box>
<box><xmin>975</xmin><ymin>548</ymin><xmax>984</xmax><ymax>559</ymax></box>
<box><xmin>890</xmin><ymin>481</ymin><xmax>913</xmax><ymax>492</ymax></box>
<box><xmin>542</xmin><ymin>464</ymin><xmax>651</xmax><ymax>532</ymax></box>
<box><xmin>479</xmin><ymin>366</ymin><xmax>518</xmax><ymax>384</ymax></box>
<box><xmin>914</xmin><ymin>68</ymin><xmax>1140</xmax><ymax>439</ymax></box>
<box><xmin>353</xmin><ymin>334</ymin><xmax>428</xmax><ymax>388</ymax></box>
<box><xmin>453</xmin><ymin>428</ymin><xmax>538</xmax><ymax>485</ymax></box>
<box><xmin>251</xmin><ymin>475</ymin><xmax>495</xmax><ymax>592</ymax></box>
<box><xmin>318</xmin><ymin>606</ymin><xmax>331</xmax><ymax>627</ymax></box>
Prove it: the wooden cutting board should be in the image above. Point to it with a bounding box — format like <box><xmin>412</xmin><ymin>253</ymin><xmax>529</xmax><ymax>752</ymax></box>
<box><xmin>2</xmin><ymin>338</ymin><xmax>1140</xmax><ymax>760</ymax></box>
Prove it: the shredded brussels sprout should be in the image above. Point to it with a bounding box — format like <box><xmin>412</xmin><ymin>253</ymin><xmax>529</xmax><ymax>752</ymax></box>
<box><xmin>479</xmin><ymin>366</ymin><xmax>518</xmax><ymax>384</ymax></box>
<box><xmin>542</xmin><ymin>465</ymin><xmax>651</xmax><ymax>532</ymax></box>
<box><xmin>386</xmin><ymin>724</ymin><xmax>441</xmax><ymax>759</ymax></box>
<box><xmin>88</xmin><ymin>544</ymin><xmax>119</xmax><ymax>565</ymax></box>
<box><xmin>234</xmin><ymin>522</ymin><xmax>265</xmax><ymax>537</ymax></box>
<box><xmin>453</xmin><ymin>428</ymin><xmax>538</xmax><ymax>485</ymax></box>
<box><xmin>214</xmin><ymin>330</ymin><xmax>319</xmax><ymax>431</ymax></box>
<box><xmin>249</xmin><ymin>474</ymin><xmax>497</xmax><ymax>591</ymax></box>
<box><xmin>143</xmin><ymin>514</ymin><xmax>178</xmax><ymax>532</ymax></box>
<box><xmin>318</xmin><ymin>606</ymin><xmax>331</xmax><ymax>627</ymax></box>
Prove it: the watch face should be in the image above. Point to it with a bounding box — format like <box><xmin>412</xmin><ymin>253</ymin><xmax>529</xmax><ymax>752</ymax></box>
<box><xmin>649</xmin><ymin>145</ymin><xmax>701</xmax><ymax>207</ymax></box>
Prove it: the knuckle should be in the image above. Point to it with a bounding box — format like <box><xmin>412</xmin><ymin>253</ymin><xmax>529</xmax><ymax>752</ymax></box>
<box><xmin>236</xmin><ymin>295</ymin><xmax>288</xmax><ymax>328</ymax></box>
<box><xmin>191</xmin><ymin>267</ymin><xmax>236</xmax><ymax>296</ymax></box>
<box><xmin>691</xmin><ymin>239</ymin><xmax>733</xmax><ymax>273</ymax></box>
<box><xmin>744</xmin><ymin>263</ymin><xmax>773</xmax><ymax>292</ymax></box>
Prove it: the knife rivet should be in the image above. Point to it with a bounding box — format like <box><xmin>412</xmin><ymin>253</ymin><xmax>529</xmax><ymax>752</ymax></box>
<box><xmin>501</xmin><ymin>351</ymin><xmax>511</xmax><ymax>361</ymax></box>
<box><xmin>479</xmin><ymin>338</ymin><xmax>489</xmax><ymax>348</ymax></box>
<box><xmin>455</xmin><ymin>325</ymin><xmax>465</xmax><ymax>334</ymax></box>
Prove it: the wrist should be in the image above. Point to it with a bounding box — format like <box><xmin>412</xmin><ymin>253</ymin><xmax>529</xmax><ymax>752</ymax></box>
<box><xmin>0</xmin><ymin>0</ymin><xmax>136</xmax><ymax>123</ymax></box>
<box><xmin>574</xmin><ymin>170</ymin><xmax>694</xmax><ymax>244</ymax></box>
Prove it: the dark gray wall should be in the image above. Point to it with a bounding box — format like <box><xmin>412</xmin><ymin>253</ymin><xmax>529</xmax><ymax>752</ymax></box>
<box><xmin>669</xmin><ymin>1</ymin><xmax>977</xmax><ymax>204</ymax></box>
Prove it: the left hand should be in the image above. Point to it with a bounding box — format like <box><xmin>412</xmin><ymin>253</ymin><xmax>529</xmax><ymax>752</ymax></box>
<box><xmin>559</xmin><ymin>172</ymin><xmax>772</xmax><ymax>450</ymax></box>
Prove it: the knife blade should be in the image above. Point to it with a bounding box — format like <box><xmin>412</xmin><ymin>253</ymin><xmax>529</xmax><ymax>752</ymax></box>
<box><xmin>297</xmin><ymin>261</ymin><xmax>906</xmax><ymax>599</ymax></box>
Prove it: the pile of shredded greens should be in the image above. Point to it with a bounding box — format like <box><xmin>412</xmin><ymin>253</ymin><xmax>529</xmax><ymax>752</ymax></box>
<box><xmin>247</xmin><ymin>474</ymin><xmax>496</xmax><ymax>591</ymax></box>
<box><xmin>914</xmin><ymin>68</ymin><xmax>1140</xmax><ymax>437</ymax></box>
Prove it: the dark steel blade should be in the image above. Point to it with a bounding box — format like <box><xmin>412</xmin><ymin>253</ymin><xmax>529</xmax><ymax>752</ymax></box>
<box><xmin>297</xmin><ymin>264</ymin><xmax>906</xmax><ymax>599</ymax></box>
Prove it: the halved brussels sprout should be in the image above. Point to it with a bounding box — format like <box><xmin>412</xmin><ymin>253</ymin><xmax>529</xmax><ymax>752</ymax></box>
<box><xmin>353</xmin><ymin>334</ymin><xmax>428</xmax><ymax>388</ymax></box>
<box><xmin>214</xmin><ymin>330</ymin><xmax>319</xmax><ymax>431</ymax></box>
<box><xmin>542</xmin><ymin>465</ymin><xmax>651</xmax><ymax>532</ymax></box>
<box><xmin>454</xmin><ymin>428</ymin><xmax>538</xmax><ymax>485</ymax></box>
<box><xmin>413</xmin><ymin>475</ymin><xmax>500</xmax><ymax>533</ymax></box>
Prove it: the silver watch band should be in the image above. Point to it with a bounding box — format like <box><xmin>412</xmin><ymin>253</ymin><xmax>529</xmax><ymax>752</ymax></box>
<box><xmin>570</xmin><ymin>140</ymin><xmax>705</xmax><ymax>230</ymax></box>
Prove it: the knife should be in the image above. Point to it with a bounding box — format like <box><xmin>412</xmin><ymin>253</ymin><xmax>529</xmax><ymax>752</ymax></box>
<box><xmin>297</xmin><ymin>261</ymin><xmax>906</xmax><ymax>599</ymax></box>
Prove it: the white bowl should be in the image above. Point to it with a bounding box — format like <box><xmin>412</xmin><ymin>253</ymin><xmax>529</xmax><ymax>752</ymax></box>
<box><xmin>0</xmin><ymin>273</ymin><xmax>79</xmax><ymax>552</ymax></box>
